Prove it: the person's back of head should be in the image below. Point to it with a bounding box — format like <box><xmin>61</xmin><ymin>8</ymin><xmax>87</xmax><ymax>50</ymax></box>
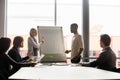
<box><xmin>0</xmin><ymin>37</ymin><xmax>11</xmax><ymax>53</ymax></box>
<box><xmin>100</xmin><ymin>34</ymin><xmax>111</xmax><ymax>47</ymax></box>
<box><xmin>13</xmin><ymin>36</ymin><xmax>23</xmax><ymax>48</ymax></box>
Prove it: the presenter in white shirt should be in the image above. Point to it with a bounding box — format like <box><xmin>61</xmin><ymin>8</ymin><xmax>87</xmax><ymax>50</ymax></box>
<box><xmin>65</xmin><ymin>23</ymin><xmax>84</xmax><ymax>63</ymax></box>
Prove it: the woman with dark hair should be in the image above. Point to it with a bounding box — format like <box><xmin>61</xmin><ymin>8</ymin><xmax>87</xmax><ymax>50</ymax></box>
<box><xmin>8</xmin><ymin>36</ymin><xmax>29</xmax><ymax>62</ymax></box>
<box><xmin>0</xmin><ymin>37</ymin><xmax>36</xmax><ymax>79</ymax></box>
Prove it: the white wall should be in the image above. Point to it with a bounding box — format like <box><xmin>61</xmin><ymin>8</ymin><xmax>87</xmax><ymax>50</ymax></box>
<box><xmin>0</xmin><ymin>0</ymin><xmax>6</xmax><ymax>37</ymax></box>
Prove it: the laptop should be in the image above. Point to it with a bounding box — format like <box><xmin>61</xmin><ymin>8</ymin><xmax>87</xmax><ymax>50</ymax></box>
<box><xmin>40</xmin><ymin>53</ymin><xmax>67</xmax><ymax>63</ymax></box>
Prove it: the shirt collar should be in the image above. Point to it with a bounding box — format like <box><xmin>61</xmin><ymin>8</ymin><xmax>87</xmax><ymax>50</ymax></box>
<box><xmin>74</xmin><ymin>32</ymin><xmax>79</xmax><ymax>36</ymax></box>
<box><xmin>102</xmin><ymin>46</ymin><xmax>110</xmax><ymax>52</ymax></box>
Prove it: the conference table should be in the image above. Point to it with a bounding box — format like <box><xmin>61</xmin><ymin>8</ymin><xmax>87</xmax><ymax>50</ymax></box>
<box><xmin>9</xmin><ymin>63</ymin><xmax>120</xmax><ymax>80</ymax></box>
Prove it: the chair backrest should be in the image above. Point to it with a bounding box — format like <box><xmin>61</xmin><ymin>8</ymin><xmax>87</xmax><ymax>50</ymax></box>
<box><xmin>0</xmin><ymin>73</ymin><xmax>7</xmax><ymax>80</ymax></box>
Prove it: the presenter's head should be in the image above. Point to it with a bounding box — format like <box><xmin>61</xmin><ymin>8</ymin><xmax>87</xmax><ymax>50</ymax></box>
<box><xmin>30</xmin><ymin>28</ymin><xmax>37</xmax><ymax>37</ymax></box>
<box><xmin>70</xmin><ymin>23</ymin><xmax>78</xmax><ymax>34</ymax></box>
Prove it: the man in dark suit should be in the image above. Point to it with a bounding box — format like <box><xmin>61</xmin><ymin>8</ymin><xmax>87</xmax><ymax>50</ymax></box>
<box><xmin>82</xmin><ymin>34</ymin><xmax>116</xmax><ymax>71</ymax></box>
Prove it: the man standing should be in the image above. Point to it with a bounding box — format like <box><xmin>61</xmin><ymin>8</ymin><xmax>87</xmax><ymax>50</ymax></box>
<box><xmin>65</xmin><ymin>23</ymin><xmax>84</xmax><ymax>63</ymax></box>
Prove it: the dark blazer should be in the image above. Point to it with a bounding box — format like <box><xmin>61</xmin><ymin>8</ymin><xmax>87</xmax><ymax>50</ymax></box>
<box><xmin>89</xmin><ymin>47</ymin><xmax>116</xmax><ymax>71</ymax></box>
<box><xmin>0</xmin><ymin>53</ymin><xmax>31</xmax><ymax>79</ymax></box>
<box><xmin>8</xmin><ymin>46</ymin><xmax>29</xmax><ymax>62</ymax></box>
<box><xmin>7</xmin><ymin>46</ymin><xmax>30</xmax><ymax>77</ymax></box>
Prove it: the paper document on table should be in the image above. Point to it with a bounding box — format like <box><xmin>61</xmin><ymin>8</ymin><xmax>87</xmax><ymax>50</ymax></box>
<box><xmin>31</xmin><ymin>54</ymin><xmax>44</xmax><ymax>63</ymax></box>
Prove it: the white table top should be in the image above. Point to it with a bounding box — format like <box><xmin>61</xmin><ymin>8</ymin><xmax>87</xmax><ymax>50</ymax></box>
<box><xmin>9</xmin><ymin>63</ymin><xmax>120</xmax><ymax>80</ymax></box>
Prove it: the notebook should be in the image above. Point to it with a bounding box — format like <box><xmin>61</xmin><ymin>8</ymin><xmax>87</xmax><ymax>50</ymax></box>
<box><xmin>40</xmin><ymin>53</ymin><xmax>66</xmax><ymax>63</ymax></box>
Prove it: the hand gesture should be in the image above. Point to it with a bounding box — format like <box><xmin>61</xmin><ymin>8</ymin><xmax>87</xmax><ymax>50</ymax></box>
<box><xmin>65</xmin><ymin>50</ymin><xmax>70</xmax><ymax>54</ymax></box>
<box><xmin>30</xmin><ymin>62</ymin><xmax>37</xmax><ymax>67</ymax></box>
<box><xmin>40</xmin><ymin>36</ymin><xmax>45</xmax><ymax>44</ymax></box>
<box><xmin>28</xmin><ymin>51</ymin><xmax>34</xmax><ymax>60</ymax></box>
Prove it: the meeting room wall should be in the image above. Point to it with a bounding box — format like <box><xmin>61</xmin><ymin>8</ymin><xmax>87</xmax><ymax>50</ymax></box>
<box><xmin>0</xmin><ymin>0</ymin><xmax>6</xmax><ymax>37</ymax></box>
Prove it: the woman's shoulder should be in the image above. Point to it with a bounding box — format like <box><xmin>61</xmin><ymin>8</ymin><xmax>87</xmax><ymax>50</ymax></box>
<box><xmin>28</xmin><ymin>36</ymin><xmax>31</xmax><ymax>39</ymax></box>
<box><xmin>28</xmin><ymin>36</ymin><xmax>34</xmax><ymax>41</ymax></box>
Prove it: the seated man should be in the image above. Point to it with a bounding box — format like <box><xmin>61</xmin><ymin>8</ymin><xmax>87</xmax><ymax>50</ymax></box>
<box><xmin>82</xmin><ymin>34</ymin><xmax>116</xmax><ymax>71</ymax></box>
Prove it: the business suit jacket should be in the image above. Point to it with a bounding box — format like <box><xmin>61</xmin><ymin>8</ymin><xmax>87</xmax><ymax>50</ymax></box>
<box><xmin>8</xmin><ymin>46</ymin><xmax>29</xmax><ymax>76</ymax></box>
<box><xmin>8</xmin><ymin>46</ymin><xmax>28</xmax><ymax>62</ymax></box>
<box><xmin>0</xmin><ymin>52</ymin><xmax>31</xmax><ymax>79</ymax></box>
<box><xmin>89</xmin><ymin>47</ymin><xmax>116</xmax><ymax>71</ymax></box>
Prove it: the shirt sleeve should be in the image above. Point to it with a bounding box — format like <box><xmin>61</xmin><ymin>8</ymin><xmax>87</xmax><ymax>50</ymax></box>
<box><xmin>90</xmin><ymin>52</ymin><xmax>106</xmax><ymax>67</ymax></box>
<box><xmin>28</xmin><ymin>37</ymin><xmax>40</xmax><ymax>48</ymax></box>
<box><xmin>77</xmin><ymin>35</ymin><xmax>84</xmax><ymax>48</ymax></box>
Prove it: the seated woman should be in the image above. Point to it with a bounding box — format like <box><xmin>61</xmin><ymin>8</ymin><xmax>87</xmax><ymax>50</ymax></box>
<box><xmin>8</xmin><ymin>36</ymin><xmax>29</xmax><ymax>62</ymax></box>
<box><xmin>0</xmin><ymin>37</ymin><xmax>36</xmax><ymax>79</ymax></box>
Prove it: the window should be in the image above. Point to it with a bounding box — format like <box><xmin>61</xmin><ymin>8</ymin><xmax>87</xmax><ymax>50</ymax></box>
<box><xmin>57</xmin><ymin>0</ymin><xmax>82</xmax><ymax>52</ymax></box>
<box><xmin>7</xmin><ymin>0</ymin><xmax>82</xmax><ymax>57</ymax></box>
<box><xmin>7</xmin><ymin>0</ymin><xmax>55</xmax><ymax>56</ymax></box>
<box><xmin>89</xmin><ymin>0</ymin><xmax>120</xmax><ymax>63</ymax></box>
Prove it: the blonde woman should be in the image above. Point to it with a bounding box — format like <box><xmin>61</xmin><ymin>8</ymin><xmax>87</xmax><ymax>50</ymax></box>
<box><xmin>27</xmin><ymin>28</ymin><xmax>44</xmax><ymax>58</ymax></box>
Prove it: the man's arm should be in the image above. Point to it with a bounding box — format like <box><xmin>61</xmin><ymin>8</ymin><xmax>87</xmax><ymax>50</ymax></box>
<box><xmin>65</xmin><ymin>50</ymin><xmax>71</xmax><ymax>54</ymax></box>
<box><xmin>78</xmin><ymin>48</ymin><xmax>83</xmax><ymax>55</ymax></box>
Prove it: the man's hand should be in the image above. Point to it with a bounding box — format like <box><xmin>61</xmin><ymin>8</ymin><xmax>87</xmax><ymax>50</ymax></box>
<box><xmin>65</xmin><ymin>50</ymin><xmax>71</xmax><ymax>54</ymax></box>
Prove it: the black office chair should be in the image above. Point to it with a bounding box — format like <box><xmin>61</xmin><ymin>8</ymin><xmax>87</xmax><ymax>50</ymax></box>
<box><xmin>0</xmin><ymin>73</ymin><xmax>7</xmax><ymax>80</ymax></box>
